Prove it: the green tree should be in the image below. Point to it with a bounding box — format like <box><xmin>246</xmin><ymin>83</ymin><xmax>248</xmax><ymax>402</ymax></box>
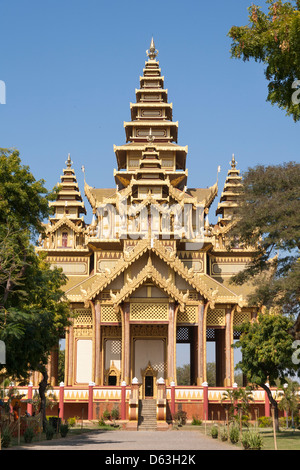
<box><xmin>176</xmin><ymin>364</ymin><xmax>190</xmax><ymax>385</ymax></box>
<box><xmin>206</xmin><ymin>362</ymin><xmax>216</xmax><ymax>386</ymax></box>
<box><xmin>228</xmin><ymin>162</ymin><xmax>300</xmax><ymax>320</ymax></box>
<box><xmin>228</xmin><ymin>0</ymin><xmax>300</xmax><ymax>121</ymax></box>
<box><xmin>221</xmin><ymin>386</ymin><xmax>254</xmax><ymax>421</ymax></box>
<box><xmin>0</xmin><ymin>148</ymin><xmax>69</xmax><ymax>430</ymax></box>
<box><xmin>278</xmin><ymin>379</ymin><xmax>300</xmax><ymax>427</ymax></box>
<box><xmin>234</xmin><ymin>312</ymin><xmax>298</xmax><ymax>430</ymax></box>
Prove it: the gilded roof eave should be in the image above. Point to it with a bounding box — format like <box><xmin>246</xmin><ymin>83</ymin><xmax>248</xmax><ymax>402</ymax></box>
<box><xmin>64</xmin><ymin>238</ymin><xmax>248</xmax><ymax>308</ymax></box>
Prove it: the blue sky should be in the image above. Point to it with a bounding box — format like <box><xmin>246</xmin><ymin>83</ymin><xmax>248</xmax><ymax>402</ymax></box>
<box><xmin>1</xmin><ymin>1</ymin><xmax>299</xmax><ymax>365</ymax></box>
<box><xmin>1</xmin><ymin>0</ymin><xmax>299</xmax><ymax>224</ymax></box>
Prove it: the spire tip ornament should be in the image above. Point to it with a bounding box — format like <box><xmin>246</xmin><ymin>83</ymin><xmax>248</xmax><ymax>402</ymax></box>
<box><xmin>230</xmin><ymin>154</ymin><xmax>237</xmax><ymax>169</ymax></box>
<box><xmin>66</xmin><ymin>153</ymin><xmax>73</xmax><ymax>168</ymax></box>
<box><xmin>146</xmin><ymin>37</ymin><xmax>158</xmax><ymax>60</ymax></box>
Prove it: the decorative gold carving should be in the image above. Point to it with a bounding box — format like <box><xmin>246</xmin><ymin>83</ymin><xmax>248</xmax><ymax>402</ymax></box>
<box><xmin>73</xmin><ymin>328</ymin><xmax>92</xmax><ymax>337</ymax></box>
<box><xmin>111</xmin><ymin>255</ymin><xmax>187</xmax><ymax>311</ymax></box>
<box><xmin>141</xmin><ymin>361</ymin><xmax>158</xmax><ymax>399</ymax></box>
<box><xmin>131</xmin><ymin>324</ymin><xmax>168</xmax><ymax>337</ymax></box>
<box><xmin>102</xmin><ymin>326</ymin><xmax>122</xmax><ymax>337</ymax></box>
<box><xmin>206</xmin><ymin>307</ymin><xmax>226</xmax><ymax>327</ymax></box>
<box><xmin>73</xmin><ymin>309</ymin><xmax>92</xmax><ymax>327</ymax></box>
<box><xmin>101</xmin><ymin>305</ymin><xmax>122</xmax><ymax>323</ymax></box>
<box><xmin>104</xmin><ymin>361</ymin><xmax>121</xmax><ymax>386</ymax></box>
<box><xmin>177</xmin><ymin>305</ymin><xmax>198</xmax><ymax>324</ymax></box>
<box><xmin>233</xmin><ymin>310</ymin><xmax>251</xmax><ymax>329</ymax></box>
<box><xmin>130</xmin><ymin>303</ymin><xmax>168</xmax><ymax>321</ymax></box>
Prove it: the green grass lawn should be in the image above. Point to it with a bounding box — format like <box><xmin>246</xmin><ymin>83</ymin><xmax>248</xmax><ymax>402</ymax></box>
<box><xmin>190</xmin><ymin>423</ymin><xmax>300</xmax><ymax>450</ymax></box>
<box><xmin>258</xmin><ymin>428</ymin><xmax>300</xmax><ymax>450</ymax></box>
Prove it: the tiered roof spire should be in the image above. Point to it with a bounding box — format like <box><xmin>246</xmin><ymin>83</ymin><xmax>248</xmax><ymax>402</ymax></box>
<box><xmin>216</xmin><ymin>154</ymin><xmax>242</xmax><ymax>226</ymax></box>
<box><xmin>49</xmin><ymin>154</ymin><xmax>86</xmax><ymax>220</ymax></box>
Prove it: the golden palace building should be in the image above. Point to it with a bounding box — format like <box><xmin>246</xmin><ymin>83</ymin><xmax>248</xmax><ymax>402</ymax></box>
<box><xmin>32</xmin><ymin>39</ymin><xmax>262</xmax><ymax>426</ymax></box>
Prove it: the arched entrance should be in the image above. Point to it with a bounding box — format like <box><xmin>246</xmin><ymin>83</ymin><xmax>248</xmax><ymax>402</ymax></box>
<box><xmin>141</xmin><ymin>362</ymin><xmax>158</xmax><ymax>399</ymax></box>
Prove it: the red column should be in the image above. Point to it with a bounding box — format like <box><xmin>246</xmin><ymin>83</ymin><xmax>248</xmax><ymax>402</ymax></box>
<box><xmin>171</xmin><ymin>382</ymin><xmax>175</xmax><ymax>417</ymax></box>
<box><xmin>88</xmin><ymin>382</ymin><xmax>95</xmax><ymax>420</ymax></box>
<box><xmin>59</xmin><ymin>382</ymin><xmax>64</xmax><ymax>420</ymax></box>
<box><xmin>233</xmin><ymin>382</ymin><xmax>238</xmax><ymax>415</ymax></box>
<box><xmin>202</xmin><ymin>382</ymin><xmax>208</xmax><ymax>421</ymax></box>
<box><xmin>121</xmin><ymin>381</ymin><xmax>127</xmax><ymax>420</ymax></box>
<box><xmin>27</xmin><ymin>382</ymin><xmax>33</xmax><ymax>416</ymax></box>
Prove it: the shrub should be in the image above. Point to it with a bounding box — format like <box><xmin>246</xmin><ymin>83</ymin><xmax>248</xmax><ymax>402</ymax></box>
<box><xmin>220</xmin><ymin>427</ymin><xmax>228</xmax><ymax>442</ymax></box>
<box><xmin>191</xmin><ymin>416</ymin><xmax>202</xmax><ymax>426</ymax></box>
<box><xmin>1</xmin><ymin>427</ymin><xmax>12</xmax><ymax>448</ymax></box>
<box><xmin>111</xmin><ymin>407</ymin><xmax>119</xmax><ymax>424</ymax></box>
<box><xmin>102</xmin><ymin>409</ymin><xmax>110</xmax><ymax>420</ymax></box>
<box><xmin>48</xmin><ymin>417</ymin><xmax>61</xmax><ymax>431</ymax></box>
<box><xmin>67</xmin><ymin>417</ymin><xmax>77</xmax><ymax>427</ymax></box>
<box><xmin>45</xmin><ymin>424</ymin><xmax>55</xmax><ymax>440</ymax></box>
<box><xmin>24</xmin><ymin>426</ymin><xmax>35</xmax><ymax>443</ymax></box>
<box><xmin>211</xmin><ymin>425</ymin><xmax>218</xmax><ymax>439</ymax></box>
<box><xmin>173</xmin><ymin>410</ymin><xmax>187</xmax><ymax>426</ymax></box>
<box><xmin>60</xmin><ymin>423</ymin><xmax>69</xmax><ymax>437</ymax></box>
<box><xmin>258</xmin><ymin>416</ymin><xmax>272</xmax><ymax>428</ymax></box>
<box><xmin>229</xmin><ymin>424</ymin><xmax>240</xmax><ymax>444</ymax></box>
<box><xmin>241</xmin><ymin>430</ymin><xmax>264</xmax><ymax>450</ymax></box>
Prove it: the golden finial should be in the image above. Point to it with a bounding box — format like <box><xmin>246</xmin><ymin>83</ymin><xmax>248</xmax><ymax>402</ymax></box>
<box><xmin>65</xmin><ymin>153</ymin><xmax>73</xmax><ymax>168</ymax></box>
<box><xmin>146</xmin><ymin>37</ymin><xmax>158</xmax><ymax>60</ymax></box>
<box><xmin>230</xmin><ymin>154</ymin><xmax>237</xmax><ymax>169</ymax></box>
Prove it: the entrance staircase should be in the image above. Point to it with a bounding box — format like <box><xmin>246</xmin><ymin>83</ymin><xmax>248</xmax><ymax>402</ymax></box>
<box><xmin>138</xmin><ymin>399</ymin><xmax>157</xmax><ymax>431</ymax></box>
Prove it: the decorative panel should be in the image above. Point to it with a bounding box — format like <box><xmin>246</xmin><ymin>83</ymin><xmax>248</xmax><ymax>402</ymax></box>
<box><xmin>177</xmin><ymin>305</ymin><xmax>198</xmax><ymax>324</ymax></box>
<box><xmin>233</xmin><ymin>310</ymin><xmax>251</xmax><ymax>329</ymax></box>
<box><xmin>101</xmin><ymin>305</ymin><xmax>122</xmax><ymax>323</ymax></box>
<box><xmin>176</xmin><ymin>326</ymin><xmax>192</xmax><ymax>343</ymax></box>
<box><xmin>73</xmin><ymin>309</ymin><xmax>92</xmax><ymax>327</ymax></box>
<box><xmin>130</xmin><ymin>303</ymin><xmax>168</xmax><ymax>321</ymax></box>
<box><xmin>206</xmin><ymin>308</ymin><xmax>225</xmax><ymax>327</ymax></box>
<box><xmin>105</xmin><ymin>339</ymin><xmax>121</xmax><ymax>371</ymax></box>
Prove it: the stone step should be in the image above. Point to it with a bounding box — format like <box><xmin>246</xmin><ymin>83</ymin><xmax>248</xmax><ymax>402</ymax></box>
<box><xmin>138</xmin><ymin>399</ymin><xmax>157</xmax><ymax>431</ymax></box>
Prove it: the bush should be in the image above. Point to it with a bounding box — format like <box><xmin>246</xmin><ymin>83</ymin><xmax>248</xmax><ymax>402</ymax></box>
<box><xmin>24</xmin><ymin>426</ymin><xmax>35</xmax><ymax>443</ymax></box>
<box><xmin>67</xmin><ymin>417</ymin><xmax>77</xmax><ymax>427</ymax></box>
<box><xmin>173</xmin><ymin>410</ymin><xmax>187</xmax><ymax>426</ymax></box>
<box><xmin>241</xmin><ymin>430</ymin><xmax>264</xmax><ymax>450</ymax></box>
<box><xmin>98</xmin><ymin>417</ymin><xmax>106</xmax><ymax>427</ymax></box>
<box><xmin>279</xmin><ymin>416</ymin><xmax>300</xmax><ymax>429</ymax></box>
<box><xmin>258</xmin><ymin>416</ymin><xmax>272</xmax><ymax>428</ymax></box>
<box><xmin>211</xmin><ymin>425</ymin><xmax>218</xmax><ymax>439</ymax></box>
<box><xmin>111</xmin><ymin>407</ymin><xmax>119</xmax><ymax>424</ymax></box>
<box><xmin>48</xmin><ymin>417</ymin><xmax>61</xmax><ymax>431</ymax></box>
<box><xmin>60</xmin><ymin>423</ymin><xmax>69</xmax><ymax>437</ymax></box>
<box><xmin>102</xmin><ymin>409</ymin><xmax>110</xmax><ymax>420</ymax></box>
<box><xmin>220</xmin><ymin>427</ymin><xmax>228</xmax><ymax>442</ymax></box>
<box><xmin>191</xmin><ymin>416</ymin><xmax>202</xmax><ymax>426</ymax></box>
<box><xmin>229</xmin><ymin>424</ymin><xmax>240</xmax><ymax>444</ymax></box>
<box><xmin>45</xmin><ymin>424</ymin><xmax>55</xmax><ymax>440</ymax></box>
<box><xmin>1</xmin><ymin>427</ymin><xmax>12</xmax><ymax>448</ymax></box>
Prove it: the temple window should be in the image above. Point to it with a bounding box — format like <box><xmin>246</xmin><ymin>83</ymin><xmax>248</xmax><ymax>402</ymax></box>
<box><xmin>62</xmin><ymin>231</ymin><xmax>68</xmax><ymax>248</ymax></box>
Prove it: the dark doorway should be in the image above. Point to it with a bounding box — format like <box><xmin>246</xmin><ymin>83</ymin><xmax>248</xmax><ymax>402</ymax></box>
<box><xmin>108</xmin><ymin>375</ymin><xmax>117</xmax><ymax>386</ymax></box>
<box><xmin>145</xmin><ymin>376</ymin><xmax>153</xmax><ymax>397</ymax></box>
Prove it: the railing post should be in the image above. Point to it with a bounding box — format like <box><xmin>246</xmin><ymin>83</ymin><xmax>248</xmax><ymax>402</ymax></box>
<box><xmin>59</xmin><ymin>382</ymin><xmax>64</xmax><ymax>420</ymax></box>
<box><xmin>27</xmin><ymin>382</ymin><xmax>33</xmax><ymax>416</ymax></box>
<box><xmin>233</xmin><ymin>382</ymin><xmax>238</xmax><ymax>415</ymax></box>
<box><xmin>202</xmin><ymin>381</ymin><xmax>208</xmax><ymax>422</ymax></box>
<box><xmin>88</xmin><ymin>382</ymin><xmax>95</xmax><ymax>420</ymax></box>
<box><xmin>121</xmin><ymin>381</ymin><xmax>127</xmax><ymax>420</ymax></box>
<box><xmin>171</xmin><ymin>381</ymin><xmax>176</xmax><ymax>417</ymax></box>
